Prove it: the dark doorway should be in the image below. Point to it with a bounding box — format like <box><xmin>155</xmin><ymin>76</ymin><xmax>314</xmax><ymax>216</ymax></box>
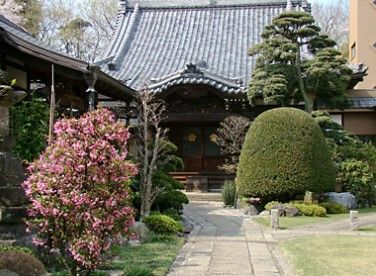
<box><xmin>169</xmin><ymin>125</ymin><xmax>223</xmax><ymax>172</ymax></box>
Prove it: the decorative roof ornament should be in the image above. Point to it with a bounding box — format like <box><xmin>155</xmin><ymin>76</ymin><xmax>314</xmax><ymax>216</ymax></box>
<box><xmin>119</xmin><ymin>0</ymin><xmax>128</xmax><ymax>13</ymax></box>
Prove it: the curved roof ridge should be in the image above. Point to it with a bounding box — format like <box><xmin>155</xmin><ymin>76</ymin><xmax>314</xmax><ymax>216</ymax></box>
<box><xmin>125</xmin><ymin>0</ymin><xmax>303</xmax><ymax>9</ymax></box>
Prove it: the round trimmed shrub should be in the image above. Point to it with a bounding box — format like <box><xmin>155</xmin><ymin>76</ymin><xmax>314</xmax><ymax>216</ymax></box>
<box><xmin>0</xmin><ymin>251</ymin><xmax>45</xmax><ymax>276</ymax></box>
<box><xmin>155</xmin><ymin>190</ymin><xmax>189</xmax><ymax>212</ymax></box>
<box><xmin>236</xmin><ymin>108</ymin><xmax>335</xmax><ymax>202</ymax></box>
<box><xmin>292</xmin><ymin>203</ymin><xmax>327</xmax><ymax>217</ymax></box>
<box><xmin>143</xmin><ymin>214</ymin><xmax>184</xmax><ymax>235</ymax></box>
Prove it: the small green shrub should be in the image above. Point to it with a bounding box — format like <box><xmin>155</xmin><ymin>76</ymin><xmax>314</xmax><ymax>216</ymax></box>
<box><xmin>292</xmin><ymin>203</ymin><xmax>327</xmax><ymax>217</ymax></box>
<box><xmin>320</xmin><ymin>202</ymin><xmax>348</xmax><ymax>214</ymax></box>
<box><xmin>10</xmin><ymin>93</ymin><xmax>50</xmax><ymax>162</ymax></box>
<box><xmin>162</xmin><ymin>208</ymin><xmax>182</xmax><ymax>222</ymax></box>
<box><xmin>150</xmin><ymin>208</ymin><xmax>182</xmax><ymax>222</ymax></box>
<box><xmin>236</xmin><ymin>108</ymin><xmax>336</xmax><ymax>202</ymax></box>
<box><xmin>0</xmin><ymin>251</ymin><xmax>45</xmax><ymax>276</ymax></box>
<box><xmin>222</xmin><ymin>180</ymin><xmax>236</xmax><ymax>206</ymax></box>
<box><xmin>265</xmin><ymin>201</ymin><xmax>280</xmax><ymax>211</ymax></box>
<box><xmin>155</xmin><ymin>190</ymin><xmax>189</xmax><ymax>212</ymax></box>
<box><xmin>143</xmin><ymin>214</ymin><xmax>183</xmax><ymax>235</ymax></box>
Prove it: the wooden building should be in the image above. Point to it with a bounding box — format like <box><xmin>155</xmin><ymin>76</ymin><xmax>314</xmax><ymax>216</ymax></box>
<box><xmin>96</xmin><ymin>0</ymin><xmax>372</xmax><ymax>191</ymax></box>
<box><xmin>0</xmin><ymin>14</ymin><xmax>135</xmax><ymax>115</ymax></box>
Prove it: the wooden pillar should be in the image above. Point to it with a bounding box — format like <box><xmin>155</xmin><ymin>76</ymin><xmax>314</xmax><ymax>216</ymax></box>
<box><xmin>84</xmin><ymin>68</ymin><xmax>98</xmax><ymax>112</ymax></box>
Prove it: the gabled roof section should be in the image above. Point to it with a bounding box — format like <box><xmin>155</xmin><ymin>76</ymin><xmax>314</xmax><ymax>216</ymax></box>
<box><xmin>148</xmin><ymin>63</ymin><xmax>246</xmax><ymax>93</ymax></box>
<box><xmin>99</xmin><ymin>0</ymin><xmax>308</xmax><ymax>90</ymax></box>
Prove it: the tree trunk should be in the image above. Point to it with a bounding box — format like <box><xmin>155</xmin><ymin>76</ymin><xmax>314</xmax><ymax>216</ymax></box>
<box><xmin>140</xmin><ymin>191</ymin><xmax>151</xmax><ymax>219</ymax></box>
<box><xmin>295</xmin><ymin>46</ymin><xmax>314</xmax><ymax>113</ymax></box>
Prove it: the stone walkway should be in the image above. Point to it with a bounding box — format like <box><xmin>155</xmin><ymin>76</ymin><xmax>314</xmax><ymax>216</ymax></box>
<box><xmin>168</xmin><ymin>202</ymin><xmax>294</xmax><ymax>276</ymax></box>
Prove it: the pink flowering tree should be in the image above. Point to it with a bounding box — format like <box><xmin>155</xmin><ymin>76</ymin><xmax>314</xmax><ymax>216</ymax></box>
<box><xmin>22</xmin><ymin>109</ymin><xmax>137</xmax><ymax>275</ymax></box>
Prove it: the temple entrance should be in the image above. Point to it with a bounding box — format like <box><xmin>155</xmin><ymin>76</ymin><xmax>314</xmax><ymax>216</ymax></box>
<box><xmin>169</xmin><ymin>125</ymin><xmax>223</xmax><ymax>173</ymax></box>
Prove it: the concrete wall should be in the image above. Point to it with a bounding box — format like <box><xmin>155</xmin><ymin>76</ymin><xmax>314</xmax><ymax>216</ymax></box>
<box><xmin>349</xmin><ymin>0</ymin><xmax>376</xmax><ymax>89</ymax></box>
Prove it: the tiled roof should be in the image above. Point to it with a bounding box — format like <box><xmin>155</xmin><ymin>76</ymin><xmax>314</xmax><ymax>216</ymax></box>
<box><xmin>99</xmin><ymin>0</ymin><xmax>309</xmax><ymax>90</ymax></box>
<box><xmin>351</xmin><ymin>97</ymin><xmax>376</xmax><ymax>109</ymax></box>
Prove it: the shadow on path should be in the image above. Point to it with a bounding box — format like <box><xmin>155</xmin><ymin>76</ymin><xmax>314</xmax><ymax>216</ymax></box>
<box><xmin>168</xmin><ymin>201</ymin><xmax>294</xmax><ymax>276</ymax></box>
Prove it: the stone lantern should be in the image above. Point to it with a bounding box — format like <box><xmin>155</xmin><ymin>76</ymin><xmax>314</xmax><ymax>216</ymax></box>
<box><xmin>0</xmin><ymin>84</ymin><xmax>28</xmax><ymax>229</ymax></box>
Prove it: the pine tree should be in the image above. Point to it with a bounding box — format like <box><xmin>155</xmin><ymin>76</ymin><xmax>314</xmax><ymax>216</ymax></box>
<box><xmin>248</xmin><ymin>11</ymin><xmax>352</xmax><ymax>113</ymax></box>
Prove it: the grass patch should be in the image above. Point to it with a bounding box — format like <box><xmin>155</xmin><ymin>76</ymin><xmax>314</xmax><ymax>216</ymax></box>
<box><xmin>359</xmin><ymin>225</ymin><xmax>376</xmax><ymax>232</ymax></box>
<box><xmin>281</xmin><ymin>235</ymin><xmax>376</xmax><ymax>276</ymax></box>
<box><xmin>253</xmin><ymin>207</ymin><xmax>376</xmax><ymax>229</ymax></box>
<box><xmin>103</xmin><ymin>234</ymin><xmax>184</xmax><ymax>276</ymax></box>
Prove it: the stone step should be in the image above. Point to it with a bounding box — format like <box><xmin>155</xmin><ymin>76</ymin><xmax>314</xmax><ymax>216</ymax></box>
<box><xmin>185</xmin><ymin>192</ymin><xmax>223</xmax><ymax>202</ymax></box>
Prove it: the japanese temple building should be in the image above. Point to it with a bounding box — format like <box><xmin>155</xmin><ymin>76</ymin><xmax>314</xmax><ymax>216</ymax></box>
<box><xmin>0</xmin><ymin>14</ymin><xmax>135</xmax><ymax>114</ymax></box>
<box><xmin>96</xmin><ymin>0</ymin><xmax>374</xmax><ymax>191</ymax></box>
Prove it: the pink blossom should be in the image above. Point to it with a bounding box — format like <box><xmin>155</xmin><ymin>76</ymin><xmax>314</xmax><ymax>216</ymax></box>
<box><xmin>23</xmin><ymin>108</ymin><xmax>137</xmax><ymax>270</ymax></box>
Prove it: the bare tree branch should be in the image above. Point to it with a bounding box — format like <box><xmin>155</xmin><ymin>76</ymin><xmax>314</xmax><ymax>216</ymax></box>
<box><xmin>135</xmin><ymin>90</ymin><xmax>169</xmax><ymax>218</ymax></box>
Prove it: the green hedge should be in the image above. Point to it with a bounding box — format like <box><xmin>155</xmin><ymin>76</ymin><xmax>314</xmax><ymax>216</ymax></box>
<box><xmin>236</xmin><ymin>108</ymin><xmax>336</xmax><ymax>202</ymax></box>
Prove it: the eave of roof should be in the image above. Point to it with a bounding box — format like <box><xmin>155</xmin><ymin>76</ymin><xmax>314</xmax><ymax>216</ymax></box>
<box><xmin>0</xmin><ymin>15</ymin><xmax>136</xmax><ymax>98</ymax></box>
<box><xmin>148</xmin><ymin>63</ymin><xmax>246</xmax><ymax>94</ymax></box>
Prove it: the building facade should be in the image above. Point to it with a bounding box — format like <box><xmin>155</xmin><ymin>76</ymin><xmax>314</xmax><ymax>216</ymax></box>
<box><xmin>349</xmin><ymin>0</ymin><xmax>376</xmax><ymax>89</ymax></box>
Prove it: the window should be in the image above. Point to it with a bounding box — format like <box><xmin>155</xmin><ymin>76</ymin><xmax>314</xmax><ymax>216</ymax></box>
<box><xmin>330</xmin><ymin>114</ymin><xmax>343</xmax><ymax>126</ymax></box>
<box><xmin>351</xmin><ymin>43</ymin><xmax>356</xmax><ymax>60</ymax></box>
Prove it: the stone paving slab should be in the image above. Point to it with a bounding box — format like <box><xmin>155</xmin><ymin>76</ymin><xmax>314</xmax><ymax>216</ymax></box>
<box><xmin>168</xmin><ymin>201</ymin><xmax>293</xmax><ymax>276</ymax></box>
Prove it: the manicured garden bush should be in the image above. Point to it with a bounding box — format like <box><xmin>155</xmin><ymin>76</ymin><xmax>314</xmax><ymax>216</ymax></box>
<box><xmin>154</xmin><ymin>190</ymin><xmax>189</xmax><ymax>212</ymax></box>
<box><xmin>0</xmin><ymin>251</ymin><xmax>45</xmax><ymax>276</ymax></box>
<box><xmin>143</xmin><ymin>214</ymin><xmax>183</xmax><ymax>235</ymax></box>
<box><xmin>236</xmin><ymin>108</ymin><xmax>336</xmax><ymax>202</ymax></box>
<box><xmin>292</xmin><ymin>203</ymin><xmax>327</xmax><ymax>217</ymax></box>
<box><xmin>22</xmin><ymin>109</ymin><xmax>138</xmax><ymax>274</ymax></box>
<box><xmin>319</xmin><ymin>202</ymin><xmax>347</xmax><ymax>214</ymax></box>
<box><xmin>162</xmin><ymin>208</ymin><xmax>182</xmax><ymax>222</ymax></box>
<box><xmin>222</xmin><ymin>180</ymin><xmax>236</xmax><ymax>206</ymax></box>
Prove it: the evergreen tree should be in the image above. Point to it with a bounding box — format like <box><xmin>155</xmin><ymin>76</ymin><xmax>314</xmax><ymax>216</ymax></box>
<box><xmin>248</xmin><ymin>11</ymin><xmax>352</xmax><ymax>113</ymax></box>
